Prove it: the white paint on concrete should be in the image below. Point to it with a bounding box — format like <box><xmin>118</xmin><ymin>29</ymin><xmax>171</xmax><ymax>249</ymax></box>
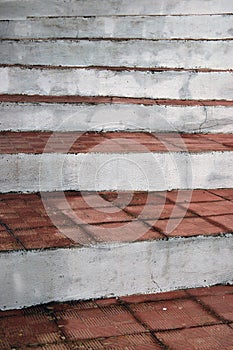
<box><xmin>0</xmin><ymin>235</ymin><xmax>232</xmax><ymax>310</ymax></box>
<box><xmin>1</xmin><ymin>15</ymin><xmax>233</xmax><ymax>39</ymax></box>
<box><xmin>0</xmin><ymin>151</ymin><xmax>233</xmax><ymax>192</ymax></box>
<box><xmin>0</xmin><ymin>0</ymin><xmax>233</xmax><ymax>19</ymax></box>
<box><xmin>1</xmin><ymin>67</ymin><xmax>233</xmax><ymax>100</ymax></box>
<box><xmin>1</xmin><ymin>39</ymin><xmax>233</xmax><ymax>70</ymax></box>
<box><xmin>1</xmin><ymin>102</ymin><xmax>233</xmax><ymax>133</ymax></box>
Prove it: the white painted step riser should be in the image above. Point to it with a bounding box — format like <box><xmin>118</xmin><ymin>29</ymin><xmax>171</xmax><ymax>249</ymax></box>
<box><xmin>1</xmin><ymin>236</ymin><xmax>232</xmax><ymax>310</ymax></box>
<box><xmin>1</xmin><ymin>103</ymin><xmax>233</xmax><ymax>133</ymax></box>
<box><xmin>1</xmin><ymin>68</ymin><xmax>233</xmax><ymax>100</ymax></box>
<box><xmin>1</xmin><ymin>15</ymin><xmax>233</xmax><ymax>39</ymax></box>
<box><xmin>0</xmin><ymin>152</ymin><xmax>232</xmax><ymax>192</ymax></box>
<box><xmin>0</xmin><ymin>0</ymin><xmax>233</xmax><ymax>19</ymax></box>
<box><xmin>1</xmin><ymin>40</ymin><xmax>233</xmax><ymax>70</ymax></box>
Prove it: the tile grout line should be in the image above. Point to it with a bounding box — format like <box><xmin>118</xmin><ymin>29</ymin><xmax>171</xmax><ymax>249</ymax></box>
<box><xmin>118</xmin><ymin>300</ymin><xmax>169</xmax><ymax>349</ymax></box>
<box><xmin>0</xmin><ymin>220</ymin><xmax>26</xmax><ymax>250</ymax></box>
<box><xmin>190</xmin><ymin>294</ymin><xmax>233</xmax><ymax>325</ymax></box>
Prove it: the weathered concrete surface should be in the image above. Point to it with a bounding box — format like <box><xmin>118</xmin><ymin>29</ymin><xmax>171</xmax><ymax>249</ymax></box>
<box><xmin>0</xmin><ymin>151</ymin><xmax>233</xmax><ymax>192</ymax></box>
<box><xmin>0</xmin><ymin>235</ymin><xmax>232</xmax><ymax>310</ymax></box>
<box><xmin>0</xmin><ymin>0</ymin><xmax>233</xmax><ymax>19</ymax></box>
<box><xmin>1</xmin><ymin>67</ymin><xmax>233</xmax><ymax>100</ymax></box>
<box><xmin>1</xmin><ymin>15</ymin><xmax>233</xmax><ymax>39</ymax></box>
<box><xmin>1</xmin><ymin>39</ymin><xmax>233</xmax><ymax>70</ymax></box>
<box><xmin>1</xmin><ymin>102</ymin><xmax>233</xmax><ymax>133</ymax></box>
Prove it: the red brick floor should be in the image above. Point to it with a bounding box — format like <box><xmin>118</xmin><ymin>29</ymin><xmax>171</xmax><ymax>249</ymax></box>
<box><xmin>0</xmin><ymin>189</ymin><xmax>233</xmax><ymax>250</ymax></box>
<box><xmin>0</xmin><ymin>285</ymin><xmax>232</xmax><ymax>349</ymax></box>
<box><xmin>0</xmin><ymin>132</ymin><xmax>232</xmax><ymax>154</ymax></box>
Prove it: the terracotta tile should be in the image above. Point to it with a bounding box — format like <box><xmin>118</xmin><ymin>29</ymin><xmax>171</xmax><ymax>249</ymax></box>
<box><xmin>146</xmin><ymin>217</ymin><xmax>223</xmax><ymax>237</ymax></box>
<box><xmin>186</xmin><ymin>200</ymin><xmax>233</xmax><ymax>217</ymax></box>
<box><xmin>55</xmin><ymin>305</ymin><xmax>145</xmax><ymax>340</ymax></box>
<box><xmin>120</xmin><ymin>290</ymin><xmax>188</xmax><ymax>304</ymax></box>
<box><xmin>165</xmin><ymin>189</ymin><xmax>223</xmax><ymax>203</ymax></box>
<box><xmin>130</xmin><ymin>299</ymin><xmax>218</xmax><ymax>330</ymax></box>
<box><xmin>85</xmin><ymin>220</ymin><xmax>163</xmax><ymax>243</ymax></box>
<box><xmin>102</xmin><ymin>191</ymin><xmax>166</xmax><ymax>207</ymax></box>
<box><xmin>47</xmin><ymin>300</ymin><xmax>98</xmax><ymax>312</ymax></box>
<box><xmin>208</xmin><ymin>189</ymin><xmax>233</xmax><ymax>201</ymax></box>
<box><xmin>0</xmin><ymin>309</ymin><xmax>23</xmax><ymax>318</ymax></box>
<box><xmin>0</xmin><ymin>190</ymin><xmax>232</xmax><ymax>251</ymax></box>
<box><xmin>125</xmin><ymin>203</ymin><xmax>194</xmax><ymax>220</ymax></box>
<box><xmin>1</xmin><ymin>132</ymin><xmax>232</xmax><ymax>155</ymax></box>
<box><xmin>46</xmin><ymin>192</ymin><xmax>119</xmax><ymax>211</ymax></box>
<box><xmin>14</xmin><ymin>227</ymin><xmax>74</xmax><ymax>250</ymax></box>
<box><xmin>204</xmin><ymin>134</ymin><xmax>233</xmax><ymax>145</ymax></box>
<box><xmin>0</xmin><ymin>231</ymin><xmax>23</xmax><ymax>251</ymax></box>
<box><xmin>72</xmin><ymin>333</ymin><xmax>162</xmax><ymax>349</ymax></box>
<box><xmin>199</xmin><ymin>294</ymin><xmax>233</xmax><ymax>322</ymax></box>
<box><xmin>38</xmin><ymin>344</ymin><xmax>72</xmax><ymax>350</ymax></box>
<box><xmin>187</xmin><ymin>285</ymin><xmax>233</xmax><ymax>297</ymax></box>
<box><xmin>95</xmin><ymin>298</ymin><xmax>119</xmax><ymax>307</ymax></box>
<box><xmin>155</xmin><ymin>324</ymin><xmax>233</xmax><ymax>350</ymax></box>
<box><xmin>62</xmin><ymin>207</ymin><xmax>133</xmax><ymax>225</ymax></box>
<box><xmin>208</xmin><ymin>214</ymin><xmax>233</xmax><ymax>231</ymax></box>
<box><xmin>0</xmin><ymin>314</ymin><xmax>61</xmax><ymax>348</ymax></box>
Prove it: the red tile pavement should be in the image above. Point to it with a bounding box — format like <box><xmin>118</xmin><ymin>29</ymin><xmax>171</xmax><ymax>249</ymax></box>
<box><xmin>0</xmin><ymin>189</ymin><xmax>233</xmax><ymax>250</ymax></box>
<box><xmin>208</xmin><ymin>189</ymin><xmax>233</xmax><ymax>201</ymax></box>
<box><xmin>155</xmin><ymin>324</ymin><xmax>233</xmax><ymax>350</ymax></box>
<box><xmin>187</xmin><ymin>285</ymin><xmax>233</xmax><ymax>297</ymax></box>
<box><xmin>55</xmin><ymin>305</ymin><xmax>145</xmax><ymax>340</ymax></box>
<box><xmin>0</xmin><ymin>285</ymin><xmax>232</xmax><ymax>350</ymax></box>
<box><xmin>0</xmin><ymin>132</ymin><xmax>232</xmax><ymax>154</ymax></box>
<box><xmin>186</xmin><ymin>201</ymin><xmax>233</xmax><ymax>217</ymax></box>
<box><xmin>197</xmin><ymin>294</ymin><xmax>233</xmax><ymax>322</ymax></box>
<box><xmin>146</xmin><ymin>216</ymin><xmax>227</xmax><ymax>237</ymax></box>
<box><xmin>208</xmin><ymin>214</ymin><xmax>233</xmax><ymax>231</ymax></box>
<box><xmin>124</xmin><ymin>202</ymin><xmax>195</xmax><ymax>220</ymax></box>
<box><xmin>129</xmin><ymin>299</ymin><xmax>218</xmax><ymax>330</ymax></box>
<box><xmin>165</xmin><ymin>189</ymin><xmax>225</xmax><ymax>203</ymax></box>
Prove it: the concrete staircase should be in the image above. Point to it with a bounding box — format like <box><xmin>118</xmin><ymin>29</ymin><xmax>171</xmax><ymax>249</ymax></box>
<box><xmin>0</xmin><ymin>0</ymin><xmax>233</xmax><ymax>310</ymax></box>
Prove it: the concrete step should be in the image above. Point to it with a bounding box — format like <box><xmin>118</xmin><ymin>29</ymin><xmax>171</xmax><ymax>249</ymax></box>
<box><xmin>1</xmin><ymin>14</ymin><xmax>233</xmax><ymax>40</ymax></box>
<box><xmin>1</xmin><ymin>39</ymin><xmax>232</xmax><ymax>70</ymax></box>
<box><xmin>0</xmin><ymin>132</ymin><xmax>233</xmax><ymax>192</ymax></box>
<box><xmin>0</xmin><ymin>189</ymin><xmax>232</xmax><ymax>309</ymax></box>
<box><xmin>0</xmin><ymin>0</ymin><xmax>232</xmax><ymax>19</ymax></box>
<box><xmin>0</xmin><ymin>285</ymin><xmax>232</xmax><ymax>349</ymax></box>
<box><xmin>1</xmin><ymin>101</ymin><xmax>233</xmax><ymax>133</ymax></box>
<box><xmin>1</xmin><ymin>67</ymin><xmax>233</xmax><ymax>100</ymax></box>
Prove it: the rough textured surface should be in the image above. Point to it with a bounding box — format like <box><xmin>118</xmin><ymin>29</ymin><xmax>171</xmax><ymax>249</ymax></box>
<box><xmin>0</xmin><ymin>189</ymin><xmax>233</xmax><ymax>309</ymax></box>
<box><xmin>0</xmin><ymin>132</ymin><xmax>233</xmax><ymax>192</ymax></box>
<box><xmin>1</xmin><ymin>67</ymin><xmax>233</xmax><ymax>100</ymax></box>
<box><xmin>0</xmin><ymin>0</ymin><xmax>233</xmax><ymax>19</ymax></box>
<box><xmin>1</xmin><ymin>102</ymin><xmax>233</xmax><ymax>133</ymax></box>
<box><xmin>1</xmin><ymin>15</ymin><xmax>233</xmax><ymax>39</ymax></box>
<box><xmin>1</xmin><ymin>39</ymin><xmax>233</xmax><ymax>70</ymax></box>
<box><xmin>0</xmin><ymin>235</ymin><xmax>233</xmax><ymax>310</ymax></box>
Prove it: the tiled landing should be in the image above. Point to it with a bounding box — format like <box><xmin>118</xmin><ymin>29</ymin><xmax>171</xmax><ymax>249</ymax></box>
<box><xmin>0</xmin><ymin>285</ymin><xmax>233</xmax><ymax>349</ymax></box>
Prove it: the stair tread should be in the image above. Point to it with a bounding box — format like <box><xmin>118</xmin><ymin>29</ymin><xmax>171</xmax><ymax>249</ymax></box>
<box><xmin>1</xmin><ymin>39</ymin><xmax>232</xmax><ymax>70</ymax></box>
<box><xmin>0</xmin><ymin>285</ymin><xmax>232</xmax><ymax>349</ymax></box>
<box><xmin>1</xmin><ymin>15</ymin><xmax>233</xmax><ymax>40</ymax></box>
<box><xmin>0</xmin><ymin>132</ymin><xmax>233</xmax><ymax>154</ymax></box>
<box><xmin>0</xmin><ymin>189</ymin><xmax>232</xmax><ymax>251</ymax></box>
